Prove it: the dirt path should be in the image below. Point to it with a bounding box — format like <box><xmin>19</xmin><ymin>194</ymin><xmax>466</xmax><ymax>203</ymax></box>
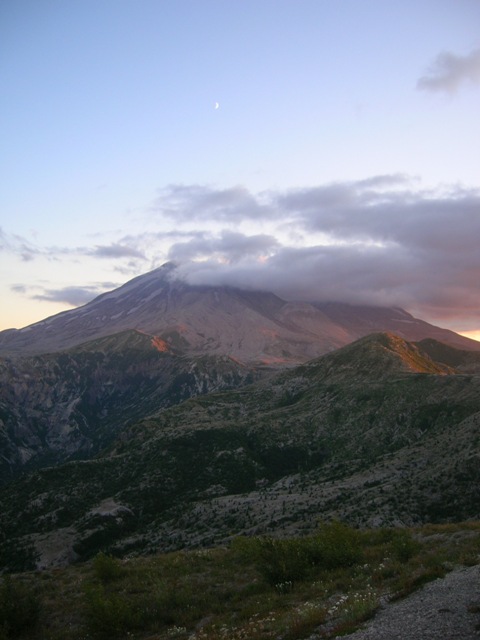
<box><xmin>335</xmin><ymin>564</ymin><xmax>480</xmax><ymax>639</ymax></box>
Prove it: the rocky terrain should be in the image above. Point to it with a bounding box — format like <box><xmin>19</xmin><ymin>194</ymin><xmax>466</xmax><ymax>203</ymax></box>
<box><xmin>1</xmin><ymin>266</ymin><xmax>480</xmax><ymax>573</ymax></box>
<box><xmin>1</xmin><ymin>332</ymin><xmax>479</xmax><ymax>571</ymax></box>
<box><xmin>0</xmin><ymin>329</ymin><xmax>261</xmax><ymax>482</ymax></box>
<box><xmin>3</xmin><ymin>264</ymin><xmax>479</xmax><ymax>483</ymax></box>
<box><xmin>337</xmin><ymin>564</ymin><xmax>480</xmax><ymax>639</ymax></box>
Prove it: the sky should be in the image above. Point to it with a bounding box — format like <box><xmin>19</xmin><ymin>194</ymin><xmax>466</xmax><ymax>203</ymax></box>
<box><xmin>1</xmin><ymin>0</ymin><xmax>480</xmax><ymax>339</ymax></box>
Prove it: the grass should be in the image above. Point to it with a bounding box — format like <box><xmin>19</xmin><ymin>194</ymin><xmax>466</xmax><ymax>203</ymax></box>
<box><xmin>0</xmin><ymin>521</ymin><xmax>479</xmax><ymax>640</ymax></box>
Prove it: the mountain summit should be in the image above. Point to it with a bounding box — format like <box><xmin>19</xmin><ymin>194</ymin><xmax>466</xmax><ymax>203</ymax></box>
<box><xmin>1</xmin><ymin>263</ymin><xmax>478</xmax><ymax>362</ymax></box>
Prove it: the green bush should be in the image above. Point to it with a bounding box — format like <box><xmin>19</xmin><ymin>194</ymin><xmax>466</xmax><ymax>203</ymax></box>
<box><xmin>233</xmin><ymin>522</ymin><xmax>362</xmax><ymax>588</ymax></box>
<box><xmin>84</xmin><ymin>584</ymin><xmax>141</xmax><ymax>638</ymax></box>
<box><xmin>389</xmin><ymin>529</ymin><xmax>420</xmax><ymax>562</ymax></box>
<box><xmin>253</xmin><ymin>537</ymin><xmax>311</xmax><ymax>586</ymax></box>
<box><xmin>153</xmin><ymin>580</ymin><xmax>205</xmax><ymax>625</ymax></box>
<box><xmin>307</xmin><ymin>521</ymin><xmax>363</xmax><ymax>570</ymax></box>
<box><xmin>0</xmin><ymin>575</ymin><xmax>41</xmax><ymax>638</ymax></box>
<box><xmin>84</xmin><ymin>571</ymin><xmax>204</xmax><ymax>636</ymax></box>
<box><xmin>92</xmin><ymin>552</ymin><xmax>125</xmax><ymax>583</ymax></box>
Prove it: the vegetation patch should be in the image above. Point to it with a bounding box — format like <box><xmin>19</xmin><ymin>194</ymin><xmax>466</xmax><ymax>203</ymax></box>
<box><xmin>1</xmin><ymin>521</ymin><xmax>478</xmax><ymax>640</ymax></box>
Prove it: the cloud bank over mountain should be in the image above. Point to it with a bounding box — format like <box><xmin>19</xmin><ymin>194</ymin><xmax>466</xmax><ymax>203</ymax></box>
<box><xmin>3</xmin><ymin>175</ymin><xmax>480</xmax><ymax>332</ymax></box>
<box><xmin>154</xmin><ymin>177</ymin><xmax>479</xmax><ymax>329</ymax></box>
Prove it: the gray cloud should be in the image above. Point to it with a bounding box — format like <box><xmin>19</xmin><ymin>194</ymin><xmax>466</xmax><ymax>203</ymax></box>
<box><xmin>177</xmin><ymin>244</ymin><xmax>419</xmax><ymax>307</ymax></box>
<box><xmin>152</xmin><ymin>184</ymin><xmax>274</xmax><ymax>222</ymax></box>
<box><xmin>0</xmin><ymin>227</ymin><xmax>8</xmax><ymax>251</ymax></box>
<box><xmin>160</xmin><ymin>178</ymin><xmax>480</xmax><ymax>330</ymax></box>
<box><xmin>355</xmin><ymin>174</ymin><xmax>412</xmax><ymax>189</ymax></box>
<box><xmin>19</xmin><ymin>245</ymin><xmax>40</xmax><ymax>262</ymax></box>
<box><xmin>11</xmin><ymin>284</ymin><xmax>27</xmax><ymax>294</ymax></box>
<box><xmin>417</xmin><ymin>47</ymin><xmax>480</xmax><ymax>93</ymax></box>
<box><xmin>2</xmin><ymin>231</ymin><xmax>42</xmax><ymax>261</ymax></box>
<box><xmin>277</xmin><ymin>183</ymin><xmax>480</xmax><ymax>253</ymax></box>
<box><xmin>1</xmin><ymin>227</ymin><xmax>148</xmax><ymax>265</ymax></box>
<box><xmin>168</xmin><ymin>230</ymin><xmax>279</xmax><ymax>263</ymax></box>
<box><xmin>5</xmin><ymin>176</ymin><xmax>480</xmax><ymax>332</ymax></box>
<box><xmin>12</xmin><ymin>280</ymin><xmax>118</xmax><ymax>307</ymax></box>
<box><xmin>89</xmin><ymin>243</ymin><xmax>147</xmax><ymax>260</ymax></box>
<box><xmin>177</xmin><ymin>239</ymin><xmax>479</xmax><ymax>329</ymax></box>
<box><xmin>32</xmin><ymin>285</ymin><xmax>105</xmax><ymax>306</ymax></box>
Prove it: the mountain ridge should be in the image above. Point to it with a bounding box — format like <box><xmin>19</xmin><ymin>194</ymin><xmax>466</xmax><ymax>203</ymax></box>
<box><xmin>1</xmin><ymin>332</ymin><xmax>480</xmax><ymax>570</ymax></box>
<box><xmin>1</xmin><ymin>265</ymin><xmax>480</xmax><ymax>571</ymax></box>
<box><xmin>1</xmin><ymin>264</ymin><xmax>479</xmax><ymax>361</ymax></box>
<box><xmin>0</xmin><ymin>328</ymin><xmax>263</xmax><ymax>482</ymax></box>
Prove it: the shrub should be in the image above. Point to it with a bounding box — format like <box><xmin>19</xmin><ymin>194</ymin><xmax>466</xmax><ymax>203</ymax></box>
<box><xmin>389</xmin><ymin>529</ymin><xmax>420</xmax><ymax>562</ymax></box>
<box><xmin>307</xmin><ymin>521</ymin><xmax>363</xmax><ymax>570</ymax></box>
<box><xmin>248</xmin><ymin>537</ymin><xmax>311</xmax><ymax>586</ymax></box>
<box><xmin>92</xmin><ymin>552</ymin><xmax>125</xmax><ymax>583</ymax></box>
<box><xmin>0</xmin><ymin>575</ymin><xmax>41</xmax><ymax>638</ymax></box>
<box><xmin>232</xmin><ymin>521</ymin><xmax>362</xmax><ymax>588</ymax></box>
<box><xmin>84</xmin><ymin>569</ymin><xmax>205</xmax><ymax>637</ymax></box>
<box><xmin>84</xmin><ymin>584</ymin><xmax>141</xmax><ymax>638</ymax></box>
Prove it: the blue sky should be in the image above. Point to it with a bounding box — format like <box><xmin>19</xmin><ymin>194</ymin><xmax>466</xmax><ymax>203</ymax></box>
<box><xmin>1</xmin><ymin>0</ymin><xmax>480</xmax><ymax>338</ymax></box>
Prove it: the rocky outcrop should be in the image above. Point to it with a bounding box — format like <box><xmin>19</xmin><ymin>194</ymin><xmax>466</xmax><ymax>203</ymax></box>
<box><xmin>0</xmin><ymin>330</ymin><xmax>261</xmax><ymax>482</ymax></box>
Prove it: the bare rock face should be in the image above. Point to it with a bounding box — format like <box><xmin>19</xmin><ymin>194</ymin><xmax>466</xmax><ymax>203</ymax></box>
<box><xmin>0</xmin><ymin>329</ymin><xmax>260</xmax><ymax>482</ymax></box>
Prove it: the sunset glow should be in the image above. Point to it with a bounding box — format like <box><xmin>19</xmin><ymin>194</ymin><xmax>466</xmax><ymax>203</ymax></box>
<box><xmin>459</xmin><ymin>331</ymin><xmax>480</xmax><ymax>343</ymax></box>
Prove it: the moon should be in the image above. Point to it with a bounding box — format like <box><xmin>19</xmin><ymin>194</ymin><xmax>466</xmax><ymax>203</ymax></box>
<box><xmin>214</xmin><ymin>102</ymin><xmax>220</xmax><ymax>110</ymax></box>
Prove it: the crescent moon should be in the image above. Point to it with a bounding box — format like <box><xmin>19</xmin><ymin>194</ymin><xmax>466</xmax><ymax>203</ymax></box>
<box><xmin>214</xmin><ymin>102</ymin><xmax>220</xmax><ymax>110</ymax></box>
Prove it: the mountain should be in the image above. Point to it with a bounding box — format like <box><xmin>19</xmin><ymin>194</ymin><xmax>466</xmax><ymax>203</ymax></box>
<box><xmin>1</xmin><ymin>263</ymin><xmax>479</xmax><ymax>362</ymax></box>
<box><xmin>0</xmin><ymin>329</ymin><xmax>262</xmax><ymax>482</ymax></box>
<box><xmin>2</xmin><ymin>265</ymin><xmax>480</xmax><ymax>571</ymax></box>
<box><xmin>1</xmin><ymin>333</ymin><xmax>479</xmax><ymax>571</ymax></box>
<box><xmin>312</xmin><ymin>301</ymin><xmax>480</xmax><ymax>352</ymax></box>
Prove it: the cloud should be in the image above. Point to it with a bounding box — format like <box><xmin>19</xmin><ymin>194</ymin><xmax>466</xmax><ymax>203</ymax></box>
<box><xmin>417</xmin><ymin>47</ymin><xmax>480</xmax><ymax>94</ymax></box>
<box><xmin>168</xmin><ymin>230</ymin><xmax>279</xmax><ymax>263</ymax></box>
<box><xmin>151</xmin><ymin>184</ymin><xmax>274</xmax><ymax>222</ymax></box>
<box><xmin>19</xmin><ymin>245</ymin><xmax>40</xmax><ymax>261</ymax></box>
<box><xmin>0</xmin><ymin>227</ymin><xmax>8</xmax><ymax>251</ymax></box>
<box><xmin>177</xmin><ymin>243</ymin><xmax>417</xmax><ymax>306</ymax></box>
<box><xmin>277</xmin><ymin>183</ymin><xmax>480</xmax><ymax>253</ymax></box>
<box><xmin>31</xmin><ymin>285</ymin><xmax>106</xmax><ymax>306</ymax></box>
<box><xmin>5</xmin><ymin>176</ymin><xmax>480</xmax><ymax>332</ymax></box>
<box><xmin>10</xmin><ymin>284</ymin><xmax>27</xmax><ymax>294</ymax></box>
<box><xmin>158</xmin><ymin>178</ymin><xmax>480</xmax><ymax>329</ymax></box>
<box><xmin>12</xmin><ymin>281</ymin><xmax>118</xmax><ymax>307</ymax></box>
<box><xmin>89</xmin><ymin>243</ymin><xmax>147</xmax><ymax>260</ymax></box>
<box><xmin>176</xmin><ymin>238</ymin><xmax>480</xmax><ymax>329</ymax></box>
<box><xmin>1</xmin><ymin>230</ymin><xmax>42</xmax><ymax>261</ymax></box>
<box><xmin>1</xmin><ymin>226</ymin><xmax>148</xmax><ymax>265</ymax></box>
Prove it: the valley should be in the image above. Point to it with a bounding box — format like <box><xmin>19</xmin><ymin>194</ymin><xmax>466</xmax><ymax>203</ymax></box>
<box><xmin>0</xmin><ymin>266</ymin><xmax>479</xmax><ymax>574</ymax></box>
<box><xmin>1</xmin><ymin>328</ymin><xmax>480</xmax><ymax>572</ymax></box>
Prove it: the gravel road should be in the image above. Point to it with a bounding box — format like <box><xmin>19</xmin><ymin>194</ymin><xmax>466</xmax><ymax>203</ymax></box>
<box><xmin>335</xmin><ymin>564</ymin><xmax>480</xmax><ymax>639</ymax></box>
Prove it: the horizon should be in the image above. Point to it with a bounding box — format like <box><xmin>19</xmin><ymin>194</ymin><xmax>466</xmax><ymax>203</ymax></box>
<box><xmin>2</xmin><ymin>262</ymin><xmax>480</xmax><ymax>344</ymax></box>
<box><xmin>1</xmin><ymin>1</ymin><xmax>480</xmax><ymax>339</ymax></box>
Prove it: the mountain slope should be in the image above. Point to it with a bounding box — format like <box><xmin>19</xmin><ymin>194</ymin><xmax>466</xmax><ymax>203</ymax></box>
<box><xmin>0</xmin><ymin>329</ymin><xmax>261</xmax><ymax>482</ymax></box>
<box><xmin>1</xmin><ymin>264</ymin><xmax>479</xmax><ymax>362</ymax></box>
<box><xmin>314</xmin><ymin>302</ymin><xmax>480</xmax><ymax>352</ymax></box>
<box><xmin>1</xmin><ymin>333</ymin><xmax>479</xmax><ymax>571</ymax></box>
<box><xmin>415</xmin><ymin>338</ymin><xmax>480</xmax><ymax>373</ymax></box>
